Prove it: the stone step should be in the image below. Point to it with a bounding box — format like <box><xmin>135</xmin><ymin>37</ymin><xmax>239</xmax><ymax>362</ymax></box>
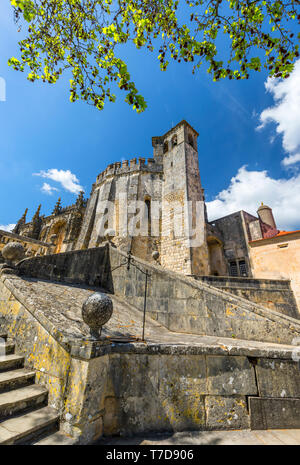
<box><xmin>0</xmin><ymin>368</ymin><xmax>36</xmax><ymax>393</ymax></box>
<box><xmin>0</xmin><ymin>384</ymin><xmax>48</xmax><ymax>419</ymax></box>
<box><xmin>0</xmin><ymin>354</ymin><xmax>24</xmax><ymax>372</ymax></box>
<box><xmin>0</xmin><ymin>406</ymin><xmax>59</xmax><ymax>445</ymax></box>
<box><xmin>33</xmin><ymin>431</ymin><xmax>77</xmax><ymax>445</ymax></box>
<box><xmin>0</xmin><ymin>342</ymin><xmax>15</xmax><ymax>356</ymax></box>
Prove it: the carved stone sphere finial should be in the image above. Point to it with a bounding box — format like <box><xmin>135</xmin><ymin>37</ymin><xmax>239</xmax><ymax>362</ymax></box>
<box><xmin>82</xmin><ymin>292</ymin><xmax>113</xmax><ymax>339</ymax></box>
<box><xmin>2</xmin><ymin>242</ymin><xmax>25</xmax><ymax>266</ymax></box>
<box><xmin>152</xmin><ymin>250</ymin><xmax>160</xmax><ymax>261</ymax></box>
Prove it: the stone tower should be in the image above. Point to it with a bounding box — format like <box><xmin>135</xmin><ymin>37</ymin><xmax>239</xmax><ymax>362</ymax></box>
<box><xmin>152</xmin><ymin>120</ymin><xmax>209</xmax><ymax>275</ymax></box>
<box><xmin>75</xmin><ymin>156</ymin><xmax>163</xmax><ymax>259</ymax></box>
<box><xmin>257</xmin><ymin>202</ymin><xmax>277</xmax><ymax>229</ymax></box>
<box><xmin>76</xmin><ymin>120</ymin><xmax>210</xmax><ymax>275</ymax></box>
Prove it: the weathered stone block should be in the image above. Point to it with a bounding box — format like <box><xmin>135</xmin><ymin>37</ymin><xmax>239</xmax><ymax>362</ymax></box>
<box><xmin>158</xmin><ymin>354</ymin><xmax>207</xmax><ymax>384</ymax></box>
<box><xmin>152</xmin><ymin>282</ymin><xmax>173</xmax><ymax>299</ymax></box>
<box><xmin>256</xmin><ymin>359</ymin><xmax>300</xmax><ymax>397</ymax></box>
<box><xmin>249</xmin><ymin>397</ymin><xmax>300</xmax><ymax>430</ymax></box>
<box><xmin>204</xmin><ymin>293</ymin><xmax>226</xmax><ymax>318</ymax></box>
<box><xmin>185</xmin><ymin>297</ymin><xmax>207</xmax><ymax>316</ymax></box>
<box><xmin>168</xmin><ymin>298</ymin><xmax>187</xmax><ymax>314</ymax></box>
<box><xmin>227</xmin><ymin>318</ymin><xmax>294</xmax><ymax>345</ymax></box>
<box><xmin>206</xmin><ymin>356</ymin><xmax>257</xmax><ymax>395</ymax></box>
<box><xmin>118</xmin><ymin>394</ymin><xmax>174</xmax><ymax>434</ymax></box>
<box><xmin>205</xmin><ymin>396</ymin><xmax>250</xmax><ymax>430</ymax></box>
<box><xmin>156</xmin><ymin>312</ymin><xmax>169</xmax><ymax>327</ymax></box>
<box><xmin>169</xmin><ymin>314</ymin><xmax>234</xmax><ymax>337</ymax></box>
<box><xmin>174</xmin><ymin>284</ymin><xmax>202</xmax><ymax>300</ymax></box>
<box><xmin>196</xmin><ymin>276</ymin><xmax>299</xmax><ymax>320</ymax></box>
<box><xmin>107</xmin><ymin>354</ymin><xmax>159</xmax><ymax>398</ymax></box>
<box><xmin>156</xmin><ymin>298</ymin><xmax>169</xmax><ymax>313</ymax></box>
<box><xmin>103</xmin><ymin>396</ymin><xmax>121</xmax><ymax>436</ymax></box>
<box><xmin>157</xmin><ymin>390</ymin><xmax>206</xmax><ymax>432</ymax></box>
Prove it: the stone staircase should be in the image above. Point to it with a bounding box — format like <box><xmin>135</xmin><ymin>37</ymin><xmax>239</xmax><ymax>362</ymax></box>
<box><xmin>0</xmin><ymin>333</ymin><xmax>75</xmax><ymax>445</ymax></box>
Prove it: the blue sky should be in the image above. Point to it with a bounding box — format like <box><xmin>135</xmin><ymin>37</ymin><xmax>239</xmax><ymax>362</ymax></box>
<box><xmin>0</xmin><ymin>1</ymin><xmax>300</xmax><ymax>231</ymax></box>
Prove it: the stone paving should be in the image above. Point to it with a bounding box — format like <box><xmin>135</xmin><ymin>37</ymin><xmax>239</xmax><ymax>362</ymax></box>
<box><xmin>96</xmin><ymin>429</ymin><xmax>300</xmax><ymax>445</ymax></box>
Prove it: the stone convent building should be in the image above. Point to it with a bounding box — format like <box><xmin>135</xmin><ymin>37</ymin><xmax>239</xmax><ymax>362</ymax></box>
<box><xmin>2</xmin><ymin>120</ymin><xmax>300</xmax><ymax>444</ymax></box>
<box><xmin>2</xmin><ymin>120</ymin><xmax>299</xmax><ymax>306</ymax></box>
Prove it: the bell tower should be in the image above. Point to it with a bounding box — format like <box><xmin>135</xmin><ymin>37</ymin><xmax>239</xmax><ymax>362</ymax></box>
<box><xmin>155</xmin><ymin>120</ymin><xmax>209</xmax><ymax>275</ymax></box>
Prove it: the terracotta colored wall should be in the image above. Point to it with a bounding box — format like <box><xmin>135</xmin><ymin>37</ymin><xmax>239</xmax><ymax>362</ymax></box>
<box><xmin>249</xmin><ymin>233</ymin><xmax>300</xmax><ymax>312</ymax></box>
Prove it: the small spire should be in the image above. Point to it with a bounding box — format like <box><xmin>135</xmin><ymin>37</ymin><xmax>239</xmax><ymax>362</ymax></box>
<box><xmin>12</xmin><ymin>208</ymin><xmax>28</xmax><ymax>234</ymax></box>
<box><xmin>32</xmin><ymin>204</ymin><xmax>41</xmax><ymax>222</ymax></box>
<box><xmin>52</xmin><ymin>197</ymin><xmax>62</xmax><ymax>215</ymax></box>
<box><xmin>75</xmin><ymin>190</ymin><xmax>86</xmax><ymax>208</ymax></box>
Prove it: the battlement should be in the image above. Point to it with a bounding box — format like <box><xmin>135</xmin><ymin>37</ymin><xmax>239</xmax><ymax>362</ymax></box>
<box><xmin>152</xmin><ymin>120</ymin><xmax>198</xmax><ymax>158</ymax></box>
<box><xmin>96</xmin><ymin>157</ymin><xmax>163</xmax><ymax>185</ymax></box>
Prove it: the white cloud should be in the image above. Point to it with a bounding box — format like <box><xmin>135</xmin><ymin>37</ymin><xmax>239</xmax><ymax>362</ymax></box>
<box><xmin>33</xmin><ymin>169</ymin><xmax>84</xmax><ymax>194</ymax></box>
<box><xmin>207</xmin><ymin>166</ymin><xmax>300</xmax><ymax>231</ymax></box>
<box><xmin>0</xmin><ymin>224</ymin><xmax>16</xmax><ymax>232</ymax></box>
<box><xmin>282</xmin><ymin>153</ymin><xmax>300</xmax><ymax>167</ymax></box>
<box><xmin>41</xmin><ymin>182</ymin><xmax>59</xmax><ymax>195</ymax></box>
<box><xmin>258</xmin><ymin>60</ymin><xmax>300</xmax><ymax>166</ymax></box>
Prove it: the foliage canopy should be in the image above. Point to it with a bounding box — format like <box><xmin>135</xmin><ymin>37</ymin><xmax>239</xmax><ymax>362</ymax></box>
<box><xmin>10</xmin><ymin>0</ymin><xmax>300</xmax><ymax>112</ymax></box>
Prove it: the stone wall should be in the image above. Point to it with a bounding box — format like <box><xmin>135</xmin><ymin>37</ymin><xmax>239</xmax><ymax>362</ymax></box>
<box><xmin>18</xmin><ymin>245</ymin><xmax>300</xmax><ymax>345</ymax></box>
<box><xmin>107</xmin><ymin>247</ymin><xmax>300</xmax><ymax>345</ymax></box>
<box><xmin>0</xmin><ymin>277</ymin><xmax>71</xmax><ymax>413</ymax></box>
<box><xmin>206</xmin><ymin>231</ymin><xmax>228</xmax><ymax>277</ymax></box>
<box><xmin>2</xmin><ymin>271</ymin><xmax>300</xmax><ymax>439</ymax></box>
<box><xmin>249</xmin><ymin>232</ymin><xmax>300</xmax><ymax>312</ymax></box>
<box><xmin>1</xmin><ymin>277</ymin><xmax>300</xmax><ymax>436</ymax></box>
<box><xmin>209</xmin><ymin>211</ymin><xmax>253</xmax><ymax>277</ymax></box>
<box><xmin>100</xmin><ymin>351</ymin><xmax>300</xmax><ymax>434</ymax></box>
<box><xmin>18</xmin><ymin>245</ymin><xmax>111</xmax><ymax>287</ymax></box>
<box><xmin>0</xmin><ymin>274</ymin><xmax>111</xmax><ymax>443</ymax></box>
<box><xmin>193</xmin><ymin>275</ymin><xmax>299</xmax><ymax>319</ymax></box>
<box><xmin>0</xmin><ymin>229</ymin><xmax>50</xmax><ymax>257</ymax></box>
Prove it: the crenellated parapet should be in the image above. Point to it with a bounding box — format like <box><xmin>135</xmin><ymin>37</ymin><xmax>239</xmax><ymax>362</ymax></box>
<box><xmin>95</xmin><ymin>157</ymin><xmax>163</xmax><ymax>186</ymax></box>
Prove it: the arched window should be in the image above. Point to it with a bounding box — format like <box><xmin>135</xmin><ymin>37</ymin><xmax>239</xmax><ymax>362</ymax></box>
<box><xmin>103</xmin><ymin>207</ymin><xmax>109</xmax><ymax>231</ymax></box>
<box><xmin>163</xmin><ymin>141</ymin><xmax>168</xmax><ymax>153</ymax></box>
<box><xmin>145</xmin><ymin>198</ymin><xmax>151</xmax><ymax>236</ymax></box>
<box><xmin>188</xmin><ymin>133</ymin><xmax>194</xmax><ymax>148</ymax></box>
<box><xmin>171</xmin><ymin>135</ymin><xmax>177</xmax><ymax>147</ymax></box>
